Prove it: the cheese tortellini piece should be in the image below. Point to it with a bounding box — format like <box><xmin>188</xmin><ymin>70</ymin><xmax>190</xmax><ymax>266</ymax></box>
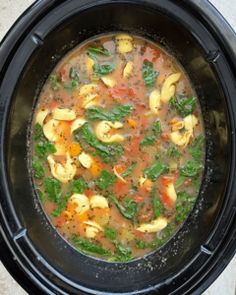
<box><xmin>101</xmin><ymin>76</ymin><xmax>116</xmax><ymax>88</ymax></box>
<box><xmin>136</xmin><ymin>217</ymin><xmax>168</xmax><ymax>233</ymax></box>
<box><xmin>78</xmin><ymin>152</ymin><xmax>93</xmax><ymax>168</ymax></box>
<box><xmin>35</xmin><ymin>109</ymin><xmax>49</xmax><ymax>126</ymax></box>
<box><xmin>52</xmin><ymin>107</ymin><xmax>76</xmax><ymax>121</ymax></box>
<box><xmin>79</xmin><ymin>83</ymin><xmax>99</xmax><ymax>108</ymax></box>
<box><xmin>71</xmin><ymin>118</ymin><xmax>86</xmax><ymax>134</ymax></box>
<box><xmin>84</xmin><ymin>221</ymin><xmax>104</xmax><ymax>238</ymax></box>
<box><xmin>161</xmin><ymin>73</ymin><xmax>181</xmax><ymax>103</ymax></box>
<box><xmin>47</xmin><ymin>152</ymin><xmax>76</xmax><ymax>183</ymax></box>
<box><xmin>149</xmin><ymin>89</ymin><xmax>161</xmax><ymax>115</ymax></box>
<box><xmin>123</xmin><ymin>61</ymin><xmax>134</xmax><ymax>78</ymax></box>
<box><xmin>170</xmin><ymin>130</ymin><xmax>192</xmax><ymax>147</ymax></box>
<box><xmin>68</xmin><ymin>194</ymin><xmax>90</xmax><ymax>215</ymax></box>
<box><xmin>86</xmin><ymin>56</ymin><xmax>95</xmax><ymax>75</ymax></box>
<box><xmin>116</xmin><ymin>34</ymin><xmax>133</xmax><ymax>53</ymax></box>
<box><xmin>95</xmin><ymin>121</ymin><xmax>124</xmax><ymax>143</ymax></box>
<box><xmin>90</xmin><ymin>195</ymin><xmax>109</xmax><ymax>209</ymax></box>
<box><xmin>43</xmin><ymin>119</ymin><xmax>59</xmax><ymax>142</ymax></box>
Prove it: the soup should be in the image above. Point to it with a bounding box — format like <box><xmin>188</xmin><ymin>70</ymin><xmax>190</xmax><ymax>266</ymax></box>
<box><xmin>31</xmin><ymin>33</ymin><xmax>204</xmax><ymax>261</ymax></box>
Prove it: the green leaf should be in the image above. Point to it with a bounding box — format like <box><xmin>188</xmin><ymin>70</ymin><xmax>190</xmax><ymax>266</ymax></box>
<box><xmin>34</xmin><ymin>123</ymin><xmax>44</xmax><ymax>141</ymax></box>
<box><xmin>32</xmin><ymin>159</ymin><xmax>44</xmax><ymax>178</ymax></box>
<box><xmin>189</xmin><ymin>135</ymin><xmax>204</xmax><ymax>160</ymax></box>
<box><xmin>87</xmin><ymin>46</ymin><xmax>111</xmax><ymax>60</ymax></box>
<box><xmin>148</xmin><ymin>223</ymin><xmax>175</xmax><ymax>249</ymax></box>
<box><xmin>144</xmin><ymin>161</ymin><xmax>169</xmax><ymax>181</ymax></box>
<box><xmin>74</xmin><ymin>122</ymin><xmax>123</xmax><ymax>163</ymax></box>
<box><xmin>140</xmin><ymin>135</ymin><xmax>156</xmax><ymax>147</ymax></box>
<box><xmin>152</xmin><ymin>120</ymin><xmax>162</xmax><ymax>136</ymax></box>
<box><xmin>104</xmin><ymin>227</ymin><xmax>117</xmax><ymax>241</ymax></box>
<box><xmin>142</xmin><ymin>60</ymin><xmax>159</xmax><ymax>87</ymax></box>
<box><xmin>35</xmin><ymin>142</ymin><xmax>56</xmax><ymax>158</ymax></box>
<box><xmin>169</xmin><ymin>95</ymin><xmax>197</xmax><ymax>117</ymax></box>
<box><xmin>51</xmin><ymin>193</ymin><xmax>70</xmax><ymax>217</ymax></box>
<box><xmin>121</xmin><ymin>162</ymin><xmax>137</xmax><ymax>178</ymax></box>
<box><xmin>64</xmin><ymin>80</ymin><xmax>79</xmax><ymax>90</ymax></box>
<box><xmin>115</xmin><ymin>243</ymin><xmax>132</xmax><ymax>259</ymax></box>
<box><xmin>69</xmin><ymin>67</ymin><xmax>79</xmax><ymax>81</ymax></box>
<box><xmin>86</xmin><ymin>105</ymin><xmax>133</xmax><ymax>122</ymax></box>
<box><xmin>175</xmin><ymin>191</ymin><xmax>195</xmax><ymax>222</ymax></box>
<box><xmin>50</xmin><ymin>74</ymin><xmax>60</xmax><ymax>91</ymax></box>
<box><xmin>175</xmin><ymin>175</ymin><xmax>186</xmax><ymax>188</ymax></box>
<box><xmin>72</xmin><ymin>236</ymin><xmax>112</xmax><ymax>256</ymax></box>
<box><xmin>136</xmin><ymin>240</ymin><xmax>146</xmax><ymax>249</ymax></box>
<box><xmin>108</xmin><ymin>194</ymin><xmax>137</xmax><ymax>220</ymax></box>
<box><xmin>44</xmin><ymin>177</ymin><xmax>61</xmax><ymax>203</ymax></box>
<box><xmin>180</xmin><ymin>160</ymin><xmax>202</xmax><ymax>177</ymax></box>
<box><xmin>97</xmin><ymin>170</ymin><xmax>116</xmax><ymax>190</ymax></box>
<box><xmin>93</xmin><ymin>63</ymin><xmax>115</xmax><ymax>76</ymax></box>
<box><xmin>151</xmin><ymin>187</ymin><xmax>163</xmax><ymax>218</ymax></box>
<box><xmin>167</xmin><ymin>146</ymin><xmax>182</xmax><ymax>158</ymax></box>
<box><xmin>71</xmin><ymin>178</ymin><xmax>88</xmax><ymax>193</ymax></box>
<box><xmin>36</xmin><ymin>189</ymin><xmax>46</xmax><ymax>202</ymax></box>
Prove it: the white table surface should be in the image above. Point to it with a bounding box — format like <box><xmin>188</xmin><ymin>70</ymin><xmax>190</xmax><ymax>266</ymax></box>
<box><xmin>0</xmin><ymin>0</ymin><xmax>235</xmax><ymax>294</ymax></box>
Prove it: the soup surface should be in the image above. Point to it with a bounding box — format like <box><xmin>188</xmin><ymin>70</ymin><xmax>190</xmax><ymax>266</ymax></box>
<box><xmin>31</xmin><ymin>33</ymin><xmax>204</xmax><ymax>261</ymax></box>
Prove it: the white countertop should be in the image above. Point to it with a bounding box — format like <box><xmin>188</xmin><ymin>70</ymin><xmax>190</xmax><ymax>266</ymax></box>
<box><xmin>0</xmin><ymin>0</ymin><xmax>235</xmax><ymax>294</ymax></box>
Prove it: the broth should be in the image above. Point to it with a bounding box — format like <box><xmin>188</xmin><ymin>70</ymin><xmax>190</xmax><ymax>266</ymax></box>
<box><xmin>31</xmin><ymin>33</ymin><xmax>204</xmax><ymax>261</ymax></box>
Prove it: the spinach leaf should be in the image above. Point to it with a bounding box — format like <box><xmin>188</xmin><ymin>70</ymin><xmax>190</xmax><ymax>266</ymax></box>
<box><xmin>151</xmin><ymin>187</ymin><xmax>163</xmax><ymax>218</ymax></box>
<box><xmin>175</xmin><ymin>191</ymin><xmax>195</xmax><ymax>222</ymax></box>
<box><xmin>44</xmin><ymin>177</ymin><xmax>61</xmax><ymax>203</ymax></box>
<box><xmin>34</xmin><ymin>123</ymin><xmax>44</xmax><ymax>141</ymax></box>
<box><xmin>180</xmin><ymin>160</ymin><xmax>202</xmax><ymax>177</ymax></box>
<box><xmin>121</xmin><ymin>162</ymin><xmax>137</xmax><ymax>178</ymax></box>
<box><xmin>72</xmin><ymin>236</ymin><xmax>112</xmax><ymax>256</ymax></box>
<box><xmin>74</xmin><ymin>122</ymin><xmax>123</xmax><ymax>163</ymax></box>
<box><xmin>142</xmin><ymin>60</ymin><xmax>159</xmax><ymax>87</ymax></box>
<box><xmin>69</xmin><ymin>67</ymin><xmax>79</xmax><ymax>81</ymax></box>
<box><xmin>93</xmin><ymin>63</ymin><xmax>115</xmax><ymax>76</ymax></box>
<box><xmin>104</xmin><ymin>227</ymin><xmax>117</xmax><ymax>241</ymax></box>
<box><xmin>140</xmin><ymin>135</ymin><xmax>156</xmax><ymax>147</ymax></box>
<box><xmin>87</xmin><ymin>46</ymin><xmax>111</xmax><ymax>59</ymax></box>
<box><xmin>36</xmin><ymin>189</ymin><xmax>46</xmax><ymax>202</ymax></box>
<box><xmin>108</xmin><ymin>194</ymin><xmax>137</xmax><ymax>220</ymax></box>
<box><xmin>32</xmin><ymin>159</ymin><xmax>44</xmax><ymax>179</ymax></box>
<box><xmin>152</xmin><ymin>120</ymin><xmax>162</xmax><ymax>136</ymax></box>
<box><xmin>175</xmin><ymin>175</ymin><xmax>186</xmax><ymax>188</ymax></box>
<box><xmin>136</xmin><ymin>240</ymin><xmax>146</xmax><ymax>249</ymax></box>
<box><xmin>167</xmin><ymin>146</ymin><xmax>182</xmax><ymax>158</ymax></box>
<box><xmin>86</xmin><ymin>105</ymin><xmax>133</xmax><ymax>122</ymax></box>
<box><xmin>144</xmin><ymin>161</ymin><xmax>168</xmax><ymax>181</ymax></box>
<box><xmin>169</xmin><ymin>95</ymin><xmax>197</xmax><ymax>117</ymax></box>
<box><xmin>64</xmin><ymin>80</ymin><xmax>79</xmax><ymax>90</ymax></box>
<box><xmin>97</xmin><ymin>170</ymin><xmax>116</xmax><ymax>190</ymax></box>
<box><xmin>71</xmin><ymin>177</ymin><xmax>88</xmax><ymax>193</ymax></box>
<box><xmin>50</xmin><ymin>74</ymin><xmax>60</xmax><ymax>91</ymax></box>
<box><xmin>35</xmin><ymin>142</ymin><xmax>56</xmax><ymax>158</ymax></box>
<box><xmin>115</xmin><ymin>243</ymin><xmax>132</xmax><ymax>260</ymax></box>
<box><xmin>189</xmin><ymin>135</ymin><xmax>204</xmax><ymax>160</ymax></box>
<box><xmin>51</xmin><ymin>193</ymin><xmax>71</xmax><ymax>217</ymax></box>
<box><xmin>148</xmin><ymin>223</ymin><xmax>175</xmax><ymax>249</ymax></box>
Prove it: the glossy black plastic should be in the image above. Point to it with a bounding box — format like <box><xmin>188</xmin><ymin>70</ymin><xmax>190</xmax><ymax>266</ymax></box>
<box><xmin>0</xmin><ymin>0</ymin><xmax>236</xmax><ymax>294</ymax></box>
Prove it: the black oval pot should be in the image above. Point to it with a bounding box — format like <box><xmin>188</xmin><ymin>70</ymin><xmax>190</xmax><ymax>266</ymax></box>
<box><xmin>0</xmin><ymin>1</ymin><xmax>236</xmax><ymax>294</ymax></box>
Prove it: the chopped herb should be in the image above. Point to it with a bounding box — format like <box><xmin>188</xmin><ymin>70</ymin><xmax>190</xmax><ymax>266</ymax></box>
<box><xmin>34</xmin><ymin>123</ymin><xmax>44</xmax><ymax>141</ymax></box>
<box><xmin>36</xmin><ymin>189</ymin><xmax>45</xmax><ymax>202</ymax></box>
<box><xmin>51</xmin><ymin>193</ymin><xmax>70</xmax><ymax>217</ymax></box>
<box><xmin>93</xmin><ymin>63</ymin><xmax>115</xmax><ymax>76</ymax></box>
<box><xmin>104</xmin><ymin>227</ymin><xmax>117</xmax><ymax>241</ymax></box>
<box><xmin>144</xmin><ymin>161</ymin><xmax>169</xmax><ymax>181</ymax></box>
<box><xmin>87</xmin><ymin>46</ymin><xmax>111</xmax><ymax>59</ymax></box>
<box><xmin>64</xmin><ymin>80</ymin><xmax>79</xmax><ymax>90</ymax></box>
<box><xmin>50</xmin><ymin>74</ymin><xmax>60</xmax><ymax>91</ymax></box>
<box><xmin>167</xmin><ymin>146</ymin><xmax>182</xmax><ymax>158</ymax></box>
<box><xmin>175</xmin><ymin>191</ymin><xmax>195</xmax><ymax>222</ymax></box>
<box><xmin>140</xmin><ymin>135</ymin><xmax>156</xmax><ymax>147</ymax></box>
<box><xmin>44</xmin><ymin>177</ymin><xmax>61</xmax><ymax>203</ymax></box>
<box><xmin>71</xmin><ymin>178</ymin><xmax>88</xmax><ymax>193</ymax></box>
<box><xmin>86</xmin><ymin>105</ymin><xmax>133</xmax><ymax>122</ymax></box>
<box><xmin>32</xmin><ymin>159</ymin><xmax>44</xmax><ymax>178</ymax></box>
<box><xmin>148</xmin><ymin>223</ymin><xmax>175</xmax><ymax>249</ymax></box>
<box><xmin>180</xmin><ymin>160</ymin><xmax>202</xmax><ymax>177</ymax></box>
<box><xmin>115</xmin><ymin>243</ymin><xmax>132</xmax><ymax>261</ymax></box>
<box><xmin>152</xmin><ymin>120</ymin><xmax>162</xmax><ymax>136</ymax></box>
<box><xmin>189</xmin><ymin>135</ymin><xmax>204</xmax><ymax>160</ymax></box>
<box><xmin>121</xmin><ymin>163</ymin><xmax>137</xmax><ymax>178</ymax></box>
<box><xmin>142</xmin><ymin>60</ymin><xmax>159</xmax><ymax>87</ymax></box>
<box><xmin>74</xmin><ymin>122</ymin><xmax>123</xmax><ymax>163</ymax></box>
<box><xmin>108</xmin><ymin>194</ymin><xmax>137</xmax><ymax>220</ymax></box>
<box><xmin>140</xmin><ymin>120</ymin><xmax>161</xmax><ymax>148</ymax></box>
<box><xmin>72</xmin><ymin>236</ymin><xmax>111</xmax><ymax>256</ymax></box>
<box><xmin>97</xmin><ymin>170</ymin><xmax>116</xmax><ymax>190</ymax></box>
<box><xmin>151</xmin><ymin>187</ymin><xmax>163</xmax><ymax>218</ymax></box>
<box><xmin>169</xmin><ymin>95</ymin><xmax>197</xmax><ymax>117</ymax></box>
<box><xmin>35</xmin><ymin>142</ymin><xmax>56</xmax><ymax>158</ymax></box>
<box><xmin>69</xmin><ymin>67</ymin><xmax>79</xmax><ymax>81</ymax></box>
<box><xmin>136</xmin><ymin>240</ymin><xmax>146</xmax><ymax>249</ymax></box>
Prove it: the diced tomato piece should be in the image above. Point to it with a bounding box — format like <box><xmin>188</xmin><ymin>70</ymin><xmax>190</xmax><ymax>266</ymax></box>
<box><xmin>85</xmin><ymin>189</ymin><xmax>94</xmax><ymax>197</ymax></box>
<box><xmin>133</xmin><ymin>195</ymin><xmax>144</xmax><ymax>203</ymax></box>
<box><xmin>161</xmin><ymin>132</ymin><xmax>170</xmax><ymax>141</ymax></box>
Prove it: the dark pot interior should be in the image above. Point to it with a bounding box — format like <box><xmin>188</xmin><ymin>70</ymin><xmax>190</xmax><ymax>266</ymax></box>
<box><xmin>0</xmin><ymin>1</ymin><xmax>236</xmax><ymax>294</ymax></box>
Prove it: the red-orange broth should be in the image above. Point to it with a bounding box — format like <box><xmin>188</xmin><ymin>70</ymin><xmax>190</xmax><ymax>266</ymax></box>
<box><xmin>31</xmin><ymin>33</ymin><xmax>204</xmax><ymax>261</ymax></box>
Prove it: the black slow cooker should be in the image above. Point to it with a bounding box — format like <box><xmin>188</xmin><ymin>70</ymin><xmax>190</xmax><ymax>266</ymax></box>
<box><xmin>0</xmin><ymin>0</ymin><xmax>236</xmax><ymax>294</ymax></box>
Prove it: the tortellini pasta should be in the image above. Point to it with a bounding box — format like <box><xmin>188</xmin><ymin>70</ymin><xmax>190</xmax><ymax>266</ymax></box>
<box><xmin>116</xmin><ymin>34</ymin><xmax>133</xmax><ymax>53</ymax></box>
<box><xmin>95</xmin><ymin>120</ymin><xmax>124</xmax><ymax>143</ymax></box>
<box><xmin>52</xmin><ymin>107</ymin><xmax>76</xmax><ymax>121</ymax></box>
<box><xmin>161</xmin><ymin>73</ymin><xmax>181</xmax><ymax>103</ymax></box>
<box><xmin>136</xmin><ymin>217</ymin><xmax>167</xmax><ymax>233</ymax></box>
<box><xmin>35</xmin><ymin>109</ymin><xmax>49</xmax><ymax>126</ymax></box>
<box><xmin>149</xmin><ymin>89</ymin><xmax>161</xmax><ymax>114</ymax></box>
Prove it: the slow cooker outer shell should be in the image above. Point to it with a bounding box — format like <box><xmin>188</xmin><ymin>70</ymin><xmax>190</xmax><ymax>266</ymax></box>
<box><xmin>0</xmin><ymin>0</ymin><xmax>236</xmax><ymax>294</ymax></box>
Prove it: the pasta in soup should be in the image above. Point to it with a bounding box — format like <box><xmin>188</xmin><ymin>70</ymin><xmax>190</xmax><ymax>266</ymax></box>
<box><xmin>31</xmin><ymin>33</ymin><xmax>204</xmax><ymax>261</ymax></box>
